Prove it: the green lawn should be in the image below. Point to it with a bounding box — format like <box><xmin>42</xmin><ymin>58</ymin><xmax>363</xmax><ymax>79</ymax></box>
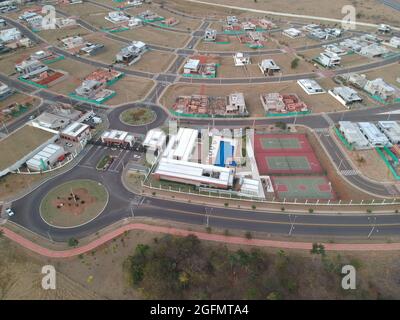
<box><xmin>120</xmin><ymin>108</ymin><xmax>156</xmax><ymax>126</ymax></box>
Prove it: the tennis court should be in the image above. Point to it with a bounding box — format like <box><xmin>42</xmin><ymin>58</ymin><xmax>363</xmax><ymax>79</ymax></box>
<box><xmin>254</xmin><ymin>134</ymin><xmax>312</xmax><ymax>153</ymax></box>
<box><xmin>271</xmin><ymin>176</ymin><xmax>336</xmax><ymax>200</ymax></box>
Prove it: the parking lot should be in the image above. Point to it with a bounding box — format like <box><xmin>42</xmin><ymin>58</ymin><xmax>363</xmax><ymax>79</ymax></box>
<box><xmin>78</xmin><ymin>138</ymin><xmax>145</xmax><ymax>173</ymax></box>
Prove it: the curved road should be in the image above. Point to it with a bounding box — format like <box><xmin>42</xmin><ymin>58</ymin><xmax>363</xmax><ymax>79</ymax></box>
<box><xmin>2</xmin><ymin>4</ymin><xmax>400</xmax><ymax>241</ymax></box>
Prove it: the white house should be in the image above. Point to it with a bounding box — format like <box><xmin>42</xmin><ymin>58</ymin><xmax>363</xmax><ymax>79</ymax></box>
<box><xmin>0</xmin><ymin>27</ymin><xmax>21</xmax><ymax>43</ymax></box>
<box><xmin>233</xmin><ymin>52</ymin><xmax>251</xmax><ymax>66</ymax></box>
<box><xmin>329</xmin><ymin>87</ymin><xmax>362</xmax><ymax>107</ymax></box>
<box><xmin>317</xmin><ymin>51</ymin><xmax>341</xmax><ymax>67</ymax></box>
<box><xmin>258</xmin><ymin>59</ymin><xmax>280</xmax><ymax>76</ymax></box>
<box><xmin>364</xmin><ymin>78</ymin><xmax>396</xmax><ymax>101</ymax></box>
<box><xmin>283</xmin><ymin>28</ymin><xmax>302</xmax><ymax>38</ymax></box>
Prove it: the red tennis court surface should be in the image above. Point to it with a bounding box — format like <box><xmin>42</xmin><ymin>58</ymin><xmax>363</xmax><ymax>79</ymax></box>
<box><xmin>254</xmin><ymin>133</ymin><xmax>323</xmax><ymax>175</ymax></box>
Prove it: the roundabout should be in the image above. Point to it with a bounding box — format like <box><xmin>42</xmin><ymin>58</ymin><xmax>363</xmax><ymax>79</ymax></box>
<box><xmin>39</xmin><ymin>179</ymin><xmax>109</xmax><ymax>229</ymax></box>
<box><xmin>119</xmin><ymin>107</ymin><xmax>157</xmax><ymax>126</ymax></box>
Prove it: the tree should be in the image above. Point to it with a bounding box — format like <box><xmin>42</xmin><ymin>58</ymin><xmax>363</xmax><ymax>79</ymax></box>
<box><xmin>291</xmin><ymin>58</ymin><xmax>300</xmax><ymax>69</ymax></box>
<box><xmin>275</xmin><ymin>121</ymin><xmax>287</xmax><ymax>130</ymax></box>
<box><xmin>310</xmin><ymin>243</ymin><xmax>326</xmax><ymax>256</ymax></box>
<box><xmin>245</xmin><ymin>231</ymin><xmax>252</xmax><ymax>239</ymax></box>
<box><xmin>68</xmin><ymin>237</ymin><xmax>79</xmax><ymax>247</ymax></box>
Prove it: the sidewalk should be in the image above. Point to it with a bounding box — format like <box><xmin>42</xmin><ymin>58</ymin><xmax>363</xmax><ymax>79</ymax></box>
<box><xmin>2</xmin><ymin>223</ymin><xmax>400</xmax><ymax>259</ymax></box>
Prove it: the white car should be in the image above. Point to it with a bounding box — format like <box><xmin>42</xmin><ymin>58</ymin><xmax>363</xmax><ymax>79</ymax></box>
<box><xmin>5</xmin><ymin>208</ymin><xmax>14</xmax><ymax>217</ymax></box>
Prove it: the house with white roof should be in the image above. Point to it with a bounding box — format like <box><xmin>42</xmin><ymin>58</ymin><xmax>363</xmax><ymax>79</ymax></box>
<box><xmin>233</xmin><ymin>52</ymin><xmax>251</xmax><ymax>66</ymax></box>
<box><xmin>358</xmin><ymin>122</ymin><xmax>390</xmax><ymax>147</ymax></box>
<box><xmin>297</xmin><ymin>79</ymin><xmax>326</xmax><ymax>95</ymax></box>
<box><xmin>317</xmin><ymin>51</ymin><xmax>341</xmax><ymax>68</ymax></box>
<box><xmin>283</xmin><ymin>28</ymin><xmax>302</xmax><ymax>38</ymax></box>
<box><xmin>377</xmin><ymin>121</ymin><xmax>400</xmax><ymax>144</ymax></box>
<box><xmin>329</xmin><ymin>87</ymin><xmax>362</xmax><ymax>107</ymax></box>
<box><xmin>143</xmin><ymin>128</ymin><xmax>166</xmax><ymax>152</ymax></box>
<box><xmin>338</xmin><ymin>121</ymin><xmax>370</xmax><ymax>149</ymax></box>
<box><xmin>258</xmin><ymin>59</ymin><xmax>280</xmax><ymax>76</ymax></box>
<box><xmin>363</xmin><ymin>78</ymin><xmax>396</xmax><ymax>101</ymax></box>
<box><xmin>0</xmin><ymin>27</ymin><xmax>21</xmax><ymax>43</ymax></box>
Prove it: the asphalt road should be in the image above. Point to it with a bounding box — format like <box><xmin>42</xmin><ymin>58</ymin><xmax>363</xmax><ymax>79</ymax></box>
<box><xmin>9</xmin><ymin>143</ymin><xmax>400</xmax><ymax>242</ymax></box>
<box><xmin>3</xmin><ymin>6</ymin><xmax>400</xmax><ymax>241</ymax></box>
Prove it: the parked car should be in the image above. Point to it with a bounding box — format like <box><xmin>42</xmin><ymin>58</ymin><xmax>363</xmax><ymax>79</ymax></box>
<box><xmin>6</xmin><ymin>208</ymin><xmax>14</xmax><ymax>217</ymax></box>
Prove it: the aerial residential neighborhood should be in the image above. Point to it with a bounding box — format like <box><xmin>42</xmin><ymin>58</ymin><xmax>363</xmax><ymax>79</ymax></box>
<box><xmin>0</xmin><ymin>0</ymin><xmax>400</xmax><ymax>306</ymax></box>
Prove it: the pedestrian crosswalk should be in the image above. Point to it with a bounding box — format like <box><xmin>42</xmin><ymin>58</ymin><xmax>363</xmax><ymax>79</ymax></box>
<box><xmin>322</xmin><ymin>113</ymin><xmax>335</xmax><ymax>126</ymax></box>
<box><xmin>314</xmin><ymin>128</ymin><xmax>329</xmax><ymax>133</ymax></box>
<box><xmin>340</xmin><ymin>169</ymin><xmax>358</xmax><ymax>176</ymax></box>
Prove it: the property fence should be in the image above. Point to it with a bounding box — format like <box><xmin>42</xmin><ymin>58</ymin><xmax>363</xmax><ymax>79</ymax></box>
<box><xmin>141</xmin><ymin>179</ymin><xmax>400</xmax><ymax>207</ymax></box>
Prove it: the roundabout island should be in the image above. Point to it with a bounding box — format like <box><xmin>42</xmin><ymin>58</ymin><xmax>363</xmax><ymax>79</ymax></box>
<box><xmin>39</xmin><ymin>179</ymin><xmax>109</xmax><ymax>229</ymax></box>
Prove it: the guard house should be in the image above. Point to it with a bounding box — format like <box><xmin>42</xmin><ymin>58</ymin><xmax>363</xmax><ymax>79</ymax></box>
<box><xmin>358</xmin><ymin>122</ymin><xmax>390</xmax><ymax>147</ymax></box>
<box><xmin>258</xmin><ymin>59</ymin><xmax>280</xmax><ymax>76</ymax></box>
<box><xmin>338</xmin><ymin>121</ymin><xmax>370</xmax><ymax>149</ymax></box>
<box><xmin>377</xmin><ymin>121</ymin><xmax>400</xmax><ymax>144</ymax></box>
<box><xmin>101</xmin><ymin>130</ymin><xmax>135</xmax><ymax>147</ymax></box>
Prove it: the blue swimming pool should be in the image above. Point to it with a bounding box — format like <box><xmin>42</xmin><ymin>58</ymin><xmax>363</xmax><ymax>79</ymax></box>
<box><xmin>215</xmin><ymin>141</ymin><xmax>235</xmax><ymax>167</ymax></box>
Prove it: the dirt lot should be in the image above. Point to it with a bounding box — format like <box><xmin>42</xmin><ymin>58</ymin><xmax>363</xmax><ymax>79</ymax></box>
<box><xmin>106</xmin><ymin>77</ymin><xmax>154</xmax><ymax>106</ymax></box>
<box><xmin>0</xmin><ymin>93</ymin><xmax>40</xmax><ymax>123</ymax></box>
<box><xmin>49</xmin><ymin>58</ymin><xmax>98</xmax><ymax>95</ymax></box>
<box><xmin>125</xmin><ymin>5</ymin><xmax>202</xmax><ymax>31</ymax></box>
<box><xmin>56</xmin><ymin>2</ymin><xmax>112</xmax><ymax>29</ymax></box>
<box><xmin>164</xmin><ymin>0</ymin><xmax>400</xmax><ymax>27</ymax></box>
<box><xmin>196</xmin><ymin>34</ymin><xmax>281</xmax><ymax>52</ymax></box>
<box><xmin>270</xmin><ymin>33</ymin><xmax>320</xmax><ymax>49</ymax></box>
<box><xmin>162</xmin><ymin>79</ymin><xmax>346</xmax><ymax>117</ymax></box>
<box><xmin>121</xmin><ymin>25</ymin><xmax>190</xmax><ymax>48</ymax></box>
<box><xmin>128</xmin><ymin>50</ymin><xmax>177</xmax><ymax>73</ymax></box>
<box><xmin>217</xmin><ymin>53</ymin><xmax>314</xmax><ymax>78</ymax></box>
<box><xmin>38</xmin><ymin>26</ymin><xmax>90</xmax><ymax>45</ymax></box>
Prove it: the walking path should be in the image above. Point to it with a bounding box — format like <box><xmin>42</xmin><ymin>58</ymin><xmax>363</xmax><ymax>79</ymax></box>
<box><xmin>2</xmin><ymin>223</ymin><xmax>400</xmax><ymax>258</ymax></box>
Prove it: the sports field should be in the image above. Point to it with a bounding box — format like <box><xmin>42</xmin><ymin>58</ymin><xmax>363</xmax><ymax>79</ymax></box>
<box><xmin>254</xmin><ymin>134</ymin><xmax>312</xmax><ymax>153</ymax></box>
<box><xmin>254</xmin><ymin>134</ymin><xmax>322</xmax><ymax>175</ymax></box>
<box><xmin>271</xmin><ymin>176</ymin><xmax>336</xmax><ymax>201</ymax></box>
